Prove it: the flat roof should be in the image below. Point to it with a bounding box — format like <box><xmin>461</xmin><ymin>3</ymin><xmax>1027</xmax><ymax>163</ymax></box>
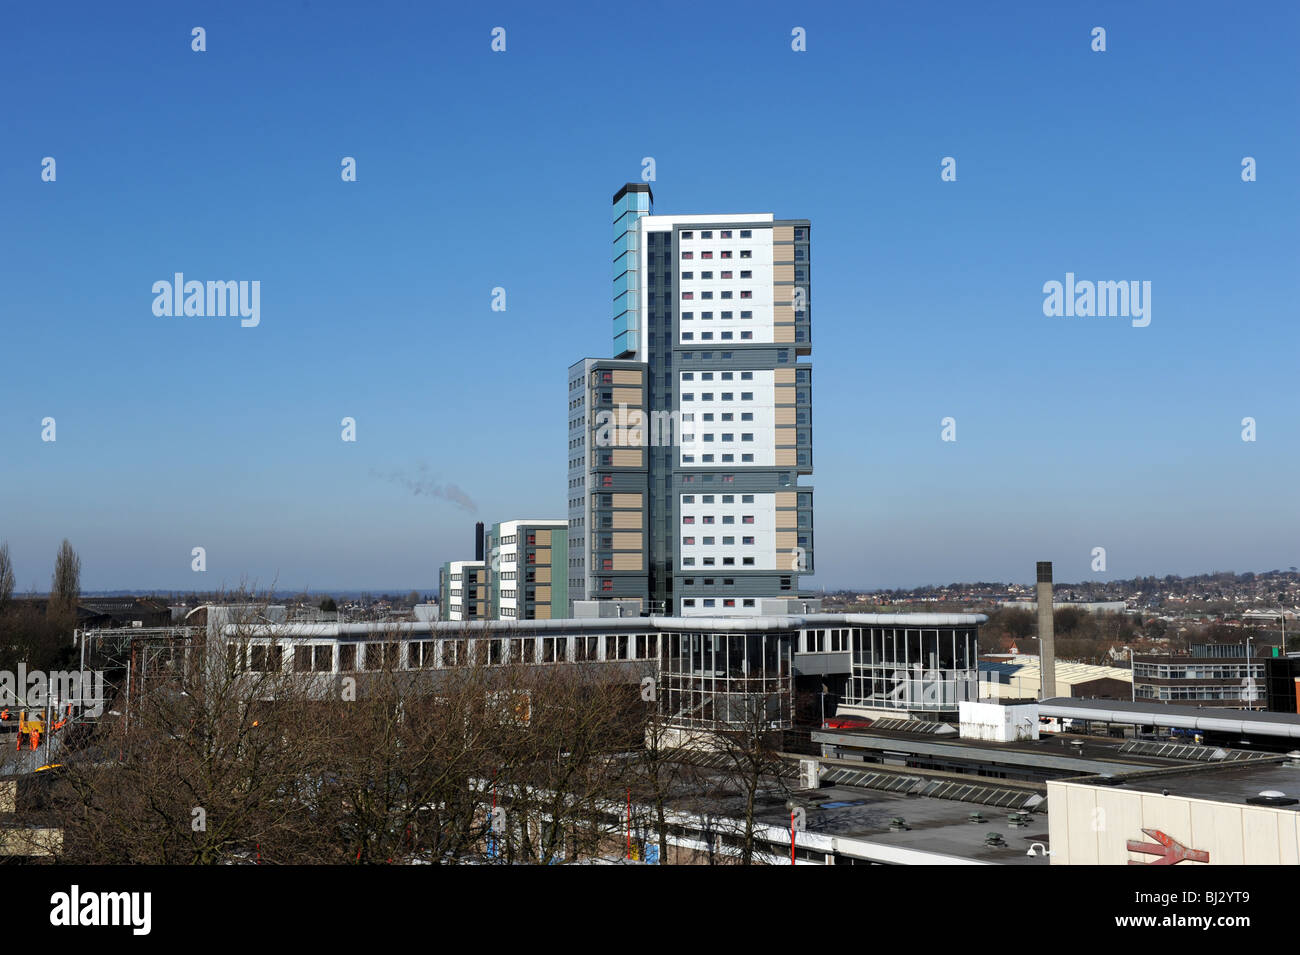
<box><xmin>757</xmin><ymin>783</ymin><xmax>1050</xmax><ymax>865</ymax></box>
<box><xmin>225</xmin><ymin>612</ymin><xmax>987</xmax><ymax>639</ymax></box>
<box><xmin>1059</xmin><ymin>759</ymin><xmax>1300</xmax><ymax>809</ymax></box>
<box><xmin>1039</xmin><ymin>698</ymin><xmax>1300</xmax><ymax>739</ymax></box>
<box><xmin>813</xmin><ymin>728</ymin><xmax>1175</xmax><ymax>775</ymax></box>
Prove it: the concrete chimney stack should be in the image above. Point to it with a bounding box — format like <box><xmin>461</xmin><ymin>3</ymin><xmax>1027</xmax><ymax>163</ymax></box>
<box><xmin>1036</xmin><ymin>561</ymin><xmax>1056</xmax><ymax>700</ymax></box>
<box><xmin>474</xmin><ymin>522</ymin><xmax>485</xmax><ymax>562</ymax></box>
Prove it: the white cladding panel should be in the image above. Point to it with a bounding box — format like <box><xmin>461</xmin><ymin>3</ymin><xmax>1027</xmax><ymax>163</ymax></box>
<box><xmin>678</xmin><ymin>492</ymin><xmax>778</xmax><ymax>571</ymax></box>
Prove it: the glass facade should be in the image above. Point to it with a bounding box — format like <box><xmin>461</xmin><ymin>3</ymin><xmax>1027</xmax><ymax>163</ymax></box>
<box><xmin>612</xmin><ymin>187</ymin><xmax>652</xmax><ymax>357</ymax></box>
<box><xmin>846</xmin><ymin>627</ymin><xmax>979</xmax><ymax>712</ymax></box>
<box><xmin>659</xmin><ymin>629</ymin><xmax>794</xmax><ymax>729</ymax></box>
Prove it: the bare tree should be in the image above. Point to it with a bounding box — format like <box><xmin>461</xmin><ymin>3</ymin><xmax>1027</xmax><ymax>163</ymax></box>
<box><xmin>0</xmin><ymin>542</ymin><xmax>14</xmax><ymax>612</ymax></box>
<box><xmin>50</xmin><ymin>539</ymin><xmax>81</xmax><ymax>616</ymax></box>
<box><xmin>706</xmin><ymin>689</ymin><xmax>792</xmax><ymax>865</ymax></box>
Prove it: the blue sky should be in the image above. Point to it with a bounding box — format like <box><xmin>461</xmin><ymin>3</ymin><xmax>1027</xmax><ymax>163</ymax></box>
<box><xmin>1</xmin><ymin>0</ymin><xmax>1296</xmax><ymax>593</ymax></box>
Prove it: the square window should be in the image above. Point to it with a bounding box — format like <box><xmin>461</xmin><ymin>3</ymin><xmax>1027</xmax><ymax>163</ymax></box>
<box><xmin>681</xmin><ymin>231</ymin><xmax>694</xmax><ymax>239</ymax></box>
<box><xmin>740</xmin><ymin>331</ymin><xmax>752</xmax><ymax>339</ymax></box>
<box><xmin>721</xmin><ymin>271</ymin><xmax>733</xmax><ymax>279</ymax></box>
<box><xmin>701</xmin><ymin>230</ymin><xmax>713</xmax><ymax>239</ymax></box>
<box><xmin>682</xmin><ymin>311</ymin><xmax>693</xmax><ymax>320</ymax></box>
<box><xmin>681</xmin><ymin>271</ymin><xmax>693</xmax><ymax>280</ymax></box>
<box><xmin>701</xmin><ymin>271</ymin><xmax>713</xmax><ymax>279</ymax></box>
<box><xmin>740</xmin><ymin>270</ymin><xmax>752</xmax><ymax>279</ymax></box>
<box><xmin>740</xmin><ymin>229</ymin><xmax>752</xmax><ymax>238</ymax></box>
<box><xmin>682</xmin><ymin>251</ymin><xmax>693</xmax><ymax>259</ymax></box>
<box><xmin>701</xmin><ymin>251</ymin><xmax>713</xmax><ymax>259</ymax></box>
<box><xmin>741</xmin><ymin>453</ymin><xmax>754</xmax><ymax>462</ymax></box>
<box><xmin>682</xmin><ymin>291</ymin><xmax>693</xmax><ymax>300</ymax></box>
<box><xmin>740</xmin><ymin>290</ymin><xmax>752</xmax><ymax>299</ymax></box>
<box><xmin>741</xmin><ymin>310</ymin><xmax>752</xmax><ymax>319</ymax></box>
<box><xmin>720</xmin><ymin>230</ymin><xmax>732</xmax><ymax>238</ymax></box>
<box><xmin>740</xmin><ymin>250</ymin><xmax>752</xmax><ymax>258</ymax></box>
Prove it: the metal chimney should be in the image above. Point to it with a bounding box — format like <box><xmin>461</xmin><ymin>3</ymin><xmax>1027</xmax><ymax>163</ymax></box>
<box><xmin>474</xmin><ymin>522</ymin><xmax>485</xmax><ymax>562</ymax></box>
<box><xmin>1037</xmin><ymin>561</ymin><xmax>1056</xmax><ymax>700</ymax></box>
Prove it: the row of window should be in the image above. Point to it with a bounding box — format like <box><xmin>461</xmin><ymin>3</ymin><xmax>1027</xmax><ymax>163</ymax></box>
<box><xmin>680</xmin><ymin>229</ymin><xmax>752</xmax><ymax>239</ymax></box>
<box><xmin>681</xmin><ymin>250</ymin><xmax>752</xmax><ymax>261</ymax></box>
<box><xmin>682</xmin><ymin>392</ymin><xmax>755</xmax><ymax>402</ymax></box>
<box><xmin>680</xmin><ymin>270</ymin><xmax>752</xmax><ymax>280</ymax></box>
<box><xmin>681</xmin><ymin>453</ymin><xmax>755</xmax><ymax>464</ymax></box>
<box><xmin>681</xmin><ymin>311</ymin><xmax>754</xmax><ymax>320</ymax></box>
<box><xmin>682</xmin><ymin>331</ymin><xmax>752</xmax><ymax>341</ymax></box>
<box><xmin>682</xmin><ymin>515</ymin><xmax>756</xmax><ymax>524</ymax></box>
<box><xmin>683</xmin><ymin>432</ymin><xmax>756</xmax><ymax>442</ymax></box>
<box><xmin>683</xmin><ymin>411</ymin><xmax>755</xmax><ymax>422</ymax></box>
<box><xmin>681</xmin><ymin>290</ymin><xmax>753</xmax><ymax>300</ymax></box>
<box><xmin>682</xmin><ymin>598</ymin><xmax>755</xmax><ymax>609</ymax></box>
<box><xmin>682</xmin><ymin>557</ymin><xmax>756</xmax><ymax>567</ymax></box>
<box><xmin>681</xmin><ymin>350</ymin><xmax>790</xmax><ymax>362</ymax></box>
<box><xmin>683</xmin><ymin>493</ymin><xmax>756</xmax><ymax>504</ymax></box>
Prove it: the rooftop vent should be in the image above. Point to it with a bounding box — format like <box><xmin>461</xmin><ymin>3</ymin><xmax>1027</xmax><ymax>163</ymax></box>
<box><xmin>1247</xmin><ymin>790</ymin><xmax>1298</xmax><ymax>807</ymax></box>
<box><xmin>984</xmin><ymin>832</ymin><xmax>1007</xmax><ymax>847</ymax></box>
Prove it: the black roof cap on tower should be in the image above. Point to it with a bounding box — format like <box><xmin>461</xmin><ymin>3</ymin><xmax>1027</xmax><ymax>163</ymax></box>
<box><xmin>613</xmin><ymin>182</ymin><xmax>654</xmax><ymax>205</ymax></box>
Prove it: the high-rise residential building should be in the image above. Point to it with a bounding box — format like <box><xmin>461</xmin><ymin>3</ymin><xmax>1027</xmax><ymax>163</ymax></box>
<box><xmin>484</xmin><ymin>520</ymin><xmax>569</xmax><ymax>620</ymax></box>
<box><xmin>569</xmin><ymin>183</ymin><xmax>814</xmax><ymax>616</ymax></box>
<box><xmin>438</xmin><ymin>560</ymin><xmax>487</xmax><ymax>621</ymax></box>
<box><xmin>567</xmin><ymin>358</ymin><xmax>650</xmax><ymax>608</ymax></box>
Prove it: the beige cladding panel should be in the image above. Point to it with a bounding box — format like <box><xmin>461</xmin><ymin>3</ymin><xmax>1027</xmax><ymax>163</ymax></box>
<box><xmin>535</xmin><ymin>566</ymin><xmax>552</xmax><ymax>583</ymax></box>
<box><xmin>775</xmin><ymin>425</ymin><xmax>796</xmax><ymax>446</ymax></box>
<box><xmin>612</xmin><ymin>532</ymin><xmax>643</xmax><ymax>550</ymax></box>
<box><xmin>612</xmin><ymin>511</ymin><xmax>641</xmax><ymax>529</ymax></box>
<box><xmin>612</xmin><ymin>492</ymin><xmax>643</xmax><ymax>508</ymax></box>
<box><xmin>535</xmin><ymin>586</ymin><xmax>551</xmax><ymax>602</ymax></box>
<box><xmin>773</xmin><ymin>264</ymin><xmax>795</xmax><ymax>283</ymax></box>
<box><xmin>613</xmin><ymin>387</ymin><xmax>642</xmax><ymax>405</ymax></box>
<box><xmin>533</xmin><ymin>605</ymin><xmax>551</xmax><ymax>620</ymax></box>
<box><xmin>773</xmin><ymin>226</ymin><xmax>794</xmax><ymax>243</ymax></box>
<box><xmin>775</xmin><ymin>406</ymin><xmax>797</xmax><ymax>426</ymax></box>
<box><xmin>535</xmin><ymin>529</ymin><xmax>551</xmax><ymax>545</ymax></box>
<box><xmin>612</xmin><ymin>552</ymin><xmax>643</xmax><ymax>571</ymax></box>
<box><xmin>775</xmin><ymin>491</ymin><xmax>797</xmax><ymax>509</ymax></box>
<box><xmin>776</xmin><ymin>531</ymin><xmax>799</xmax><ymax>550</ymax></box>
<box><xmin>534</xmin><ymin>548</ymin><xmax>551</xmax><ymax>564</ymax></box>
<box><xmin>611</xmin><ymin>369</ymin><xmax>641</xmax><ymax>385</ymax></box>
<box><xmin>773</xmin><ymin>324</ymin><xmax>795</xmax><ymax>343</ymax></box>
<box><xmin>775</xmin><ymin>448</ymin><xmax>797</xmax><ymax>466</ymax></box>
<box><xmin>775</xmin><ymin>384</ymin><xmax>795</xmax><ymax>405</ymax></box>
<box><xmin>774</xmin><ymin>304</ymin><xmax>795</xmax><ymax>321</ymax></box>
<box><xmin>774</xmin><ymin>368</ymin><xmax>796</xmax><ymax>385</ymax></box>
<box><xmin>611</xmin><ymin>448</ymin><xmax>643</xmax><ymax>467</ymax></box>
